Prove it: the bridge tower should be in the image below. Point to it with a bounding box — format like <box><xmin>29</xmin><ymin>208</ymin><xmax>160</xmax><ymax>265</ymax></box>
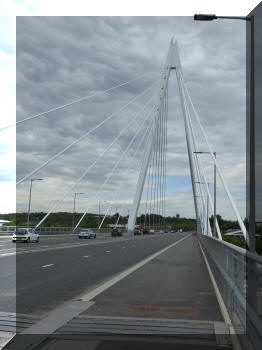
<box><xmin>127</xmin><ymin>40</ymin><xmax>201</xmax><ymax>232</ymax></box>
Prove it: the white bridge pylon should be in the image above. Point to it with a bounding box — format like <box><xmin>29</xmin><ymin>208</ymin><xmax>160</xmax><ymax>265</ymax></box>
<box><xmin>127</xmin><ymin>39</ymin><xmax>247</xmax><ymax>244</ymax></box>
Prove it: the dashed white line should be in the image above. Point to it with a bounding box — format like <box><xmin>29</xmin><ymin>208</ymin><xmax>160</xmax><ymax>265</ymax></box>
<box><xmin>83</xmin><ymin>255</ymin><xmax>89</xmax><ymax>258</ymax></box>
<box><xmin>42</xmin><ymin>264</ymin><xmax>54</xmax><ymax>268</ymax></box>
<box><xmin>80</xmin><ymin>235</ymin><xmax>190</xmax><ymax>302</ymax></box>
<box><xmin>106</xmin><ymin>250</ymin><xmax>111</xmax><ymax>253</ymax></box>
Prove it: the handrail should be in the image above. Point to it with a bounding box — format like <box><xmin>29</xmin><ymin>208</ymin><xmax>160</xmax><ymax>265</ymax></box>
<box><xmin>201</xmin><ymin>233</ymin><xmax>262</xmax><ymax>264</ymax></box>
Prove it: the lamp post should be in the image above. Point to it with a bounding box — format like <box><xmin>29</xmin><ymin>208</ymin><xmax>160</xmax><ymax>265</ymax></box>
<box><xmin>194</xmin><ymin>151</ymin><xmax>217</xmax><ymax>237</ymax></box>
<box><xmin>194</xmin><ymin>13</ymin><xmax>254</xmax><ymax>251</ymax></box>
<box><xmin>72</xmin><ymin>192</ymin><xmax>84</xmax><ymax>231</ymax></box>
<box><xmin>27</xmin><ymin>178</ymin><xmax>43</xmax><ymax>228</ymax></box>
<box><xmin>194</xmin><ymin>14</ymin><xmax>258</xmax><ymax>320</ymax></box>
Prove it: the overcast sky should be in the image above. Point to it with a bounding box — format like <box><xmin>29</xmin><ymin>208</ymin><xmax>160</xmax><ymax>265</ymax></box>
<box><xmin>3</xmin><ymin>14</ymin><xmax>247</xmax><ymax>220</ymax></box>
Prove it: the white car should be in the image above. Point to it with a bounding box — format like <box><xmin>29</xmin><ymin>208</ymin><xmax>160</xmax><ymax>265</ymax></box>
<box><xmin>78</xmin><ymin>229</ymin><xmax>96</xmax><ymax>239</ymax></box>
<box><xmin>12</xmin><ymin>228</ymin><xmax>39</xmax><ymax>243</ymax></box>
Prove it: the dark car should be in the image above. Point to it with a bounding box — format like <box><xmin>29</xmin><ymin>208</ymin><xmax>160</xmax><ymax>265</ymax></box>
<box><xmin>143</xmin><ymin>229</ymin><xmax>150</xmax><ymax>235</ymax></box>
<box><xmin>134</xmin><ymin>229</ymin><xmax>142</xmax><ymax>235</ymax></box>
<box><xmin>111</xmin><ymin>228</ymin><xmax>123</xmax><ymax>237</ymax></box>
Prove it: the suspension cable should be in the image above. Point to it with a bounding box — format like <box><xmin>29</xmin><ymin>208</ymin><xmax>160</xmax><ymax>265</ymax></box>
<box><xmin>1</xmin><ymin>73</ymin><xmax>152</xmax><ymax>132</ymax></box>
<box><xmin>98</xmin><ymin>115</ymin><xmax>154</xmax><ymax>230</ymax></box>
<box><xmin>17</xmin><ymin>80</ymin><xmax>158</xmax><ymax>185</ymax></box>
<box><xmin>74</xmin><ymin>104</ymin><xmax>156</xmax><ymax>231</ymax></box>
<box><xmin>180</xmin><ymin>76</ymin><xmax>212</xmax><ymax>236</ymax></box>
<box><xmin>179</xmin><ymin>70</ymin><xmax>247</xmax><ymax>242</ymax></box>
<box><xmin>181</xmin><ymin>78</ymin><xmax>222</xmax><ymax>239</ymax></box>
<box><xmin>34</xmin><ymin>90</ymin><xmax>158</xmax><ymax>229</ymax></box>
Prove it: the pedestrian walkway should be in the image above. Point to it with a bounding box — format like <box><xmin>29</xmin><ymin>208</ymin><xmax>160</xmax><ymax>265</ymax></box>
<box><xmin>4</xmin><ymin>235</ymin><xmax>233</xmax><ymax>349</ymax></box>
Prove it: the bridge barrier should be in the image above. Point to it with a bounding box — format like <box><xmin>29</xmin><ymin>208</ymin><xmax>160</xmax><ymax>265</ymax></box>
<box><xmin>0</xmin><ymin>226</ymin><xmax>129</xmax><ymax>236</ymax></box>
<box><xmin>199</xmin><ymin>235</ymin><xmax>262</xmax><ymax>350</ymax></box>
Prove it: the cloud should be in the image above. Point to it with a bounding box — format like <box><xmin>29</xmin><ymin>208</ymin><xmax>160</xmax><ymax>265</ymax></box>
<box><xmin>14</xmin><ymin>16</ymin><xmax>246</xmax><ymax>221</ymax></box>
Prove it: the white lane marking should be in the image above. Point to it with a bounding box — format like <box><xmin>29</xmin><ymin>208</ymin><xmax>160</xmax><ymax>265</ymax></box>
<box><xmin>83</xmin><ymin>255</ymin><xmax>89</xmax><ymax>258</ymax></box>
<box><xmin>106</xmin><ymin>250</ymin><xmax>111</xmax><ymax>253</ymax></box>
<box><xmin>0</xmin><ymin>248</ymin><xmax>15</xmax><ymax>253</ymax></box>
<box><xmin>0</xmin><ymin>252</ymin><xmax>16</xmax><ymax>257</ymax></box>
<box><xmin>80</xmin><ymin>234</ymin><xmax>190</xmax><ymax>301</ymax></box>
<box><xmin>42</xmin><ymin>264</ymin><xmax>54</xmax><ymax>268</ymax></box>
<box><xmin>198</xmin><ymin>242</ymin><xmax>235</xmax><ymax>326</ymax></box>
<box><xmin>12</xmin><ymin>236</ymin><xmax>142</xmax><ymax>256</ymax></box>
<box><xmin>0</xmin><ymin>333</ymin><xmax>15</xmax><ymax>348</ymax></box>
<box><xmin>8</xmin><ymin>234</ymin><xmax>186</xmax><ymax>257</ymax></box>
<box><xmin>198</xmin><ymin>240</ymin><xmax>242</xmax><ymax>350</ymax></box>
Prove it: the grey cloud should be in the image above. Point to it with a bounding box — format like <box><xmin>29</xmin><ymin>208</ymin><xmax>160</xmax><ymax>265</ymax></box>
<box><xmin>16</xmin><ymin>16</ymin><xmax>246</xmax><ymax>220</ymax></box>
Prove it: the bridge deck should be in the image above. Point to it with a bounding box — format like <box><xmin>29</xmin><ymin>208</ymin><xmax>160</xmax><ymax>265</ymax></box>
<box><xmin>4</xmin><ymin>235</ymin><xmax>233</xmax><ymax>349</ymax></box>
<box><xmin>79</xmin><ymin>235</ymin><xmax>223</xmax><ymax>322</ymax></box>
<box><xmin>50</xmin><ymin>235</ymin><xmax>231</xmax><ymax>349</ymax></box>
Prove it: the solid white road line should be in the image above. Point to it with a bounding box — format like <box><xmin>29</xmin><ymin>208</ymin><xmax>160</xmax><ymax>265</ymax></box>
<box><xmin>83</xmin><ymin>255</ymin><xmax>89</xmax><ymax>258</ymax></box>
<box><xmin>106</xmin><ymin>250</ymin><xmax>111</xmax><ymax>253</ymax></box>
<box><xmin>41</xmin><ymin>264</ymin><xmax>54</xmax><ymax>268</ymax></box>
<box><xmin>198</xmin><ymin>241</ymin><xmax>242</xmax><ymax>350</ymax></box>
<box><xmin>80</xmin><ymin>234</ymin><xmax>190</xmax><ymax>302</ymax></box>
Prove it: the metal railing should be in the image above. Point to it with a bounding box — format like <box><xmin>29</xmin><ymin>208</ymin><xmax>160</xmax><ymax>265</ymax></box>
<box><xmin>0</xmin><ymin>226</ymin><xmax>16</xmax><ymax>234</ymax></box>
<box><xmin>199</xmin><ymin>234</ymin><xmax>262</xmax><ymax>350</ymax></box>
<box><xmin>0</xmin><ymin>226</ymin><xmax>129</xmax><ymax>236</ymax></box>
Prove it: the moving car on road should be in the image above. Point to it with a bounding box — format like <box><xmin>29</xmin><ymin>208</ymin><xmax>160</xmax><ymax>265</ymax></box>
<box><xmin>134</xmin><ymin>228</ymin><xmax>142</xmax><ymax>235</ymax></box>
<box><xmin>78</xmin><ymin>228</ymin><xmax>96</xmax><ymax>239</ymax></box>
<box><xmin>111</xmin><ymin>228</ymin><xmax>123</xmax><ymax>237</ymax></box>
<box><xmin>12</xmin><ymin>228</ymin><xmax>39</xmax><ymax>243</ymax></box>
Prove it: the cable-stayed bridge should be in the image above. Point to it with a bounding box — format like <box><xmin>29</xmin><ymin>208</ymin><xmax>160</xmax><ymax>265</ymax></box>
<box><xmin>1</xmin><ymin>40</ymin><xmax>262</xmax><ymax>350</ymax></box>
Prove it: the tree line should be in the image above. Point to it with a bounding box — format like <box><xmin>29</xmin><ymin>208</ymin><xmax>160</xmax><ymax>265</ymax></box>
<box><xmin>0</xmin><ymin>212</ymin><xmax>248</xmax><ymax>232</ymax></box>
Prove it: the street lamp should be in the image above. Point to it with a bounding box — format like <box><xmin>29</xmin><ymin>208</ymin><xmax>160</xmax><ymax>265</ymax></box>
<box><xmin>194</xmin><ymin>151</ymin><xmax>217</xmax><ymax>237</ymax></box>
<box><xmin>194</xmin><ymin>14</ymin><xmax>247</xmax><ymax>21</ymax></box>
<box><xmin>72</xmin><ymin>192</ymin><xmax>84</xmax><ymax>231</ymax></box>
<box><xmin>194</xmin><ymin>13</ymin><xmax>255</xmax><ymax>251</ymax></box>
<box><xmin>27</xmin><ymin>178</ymin><xmax>43</xmax><ymax>228</ymax></box>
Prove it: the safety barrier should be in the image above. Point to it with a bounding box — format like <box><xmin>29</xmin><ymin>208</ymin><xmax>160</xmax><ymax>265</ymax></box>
<box><xmin>199</xmin><ymin>235</ymin><xmax>262</xmax><ymax>350</ymax></box>
<box><xmin>0</xmin><ymin>226</ymin><xmax>128</xmax><ymax>236</ymax></box>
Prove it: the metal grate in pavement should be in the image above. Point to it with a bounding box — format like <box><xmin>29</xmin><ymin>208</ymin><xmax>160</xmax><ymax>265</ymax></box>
<box><xmin>55</xmin><ymin>315</ymin><xmax>231</xmax><ymax>346</ymax></box>
<box><xmin>0</xmin><ymin>313</ymin><xmax>41</xmax><ymax>334</ymax></box>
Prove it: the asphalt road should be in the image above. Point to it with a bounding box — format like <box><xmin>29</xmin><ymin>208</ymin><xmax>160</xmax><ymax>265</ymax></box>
<box><xmin>0</xmin><ymin>232</ymin><xmax>189</xmax><ymax>317</ymax></box>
